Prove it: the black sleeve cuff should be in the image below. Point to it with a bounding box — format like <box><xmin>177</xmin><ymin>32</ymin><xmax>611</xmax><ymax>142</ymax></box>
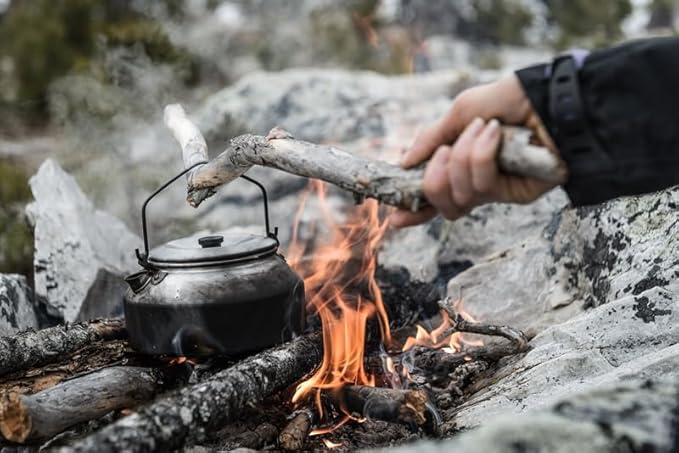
<box><xmin>516</xmin><ymin>37</ymin><xmax>679</xmax><ymax>207</ymax></box>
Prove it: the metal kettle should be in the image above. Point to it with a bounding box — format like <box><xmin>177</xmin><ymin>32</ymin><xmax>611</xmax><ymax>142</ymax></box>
<box><xmin>124</xmin><ymin>163</ymin><xmax>305</xmax><ymax>356</ymax></box>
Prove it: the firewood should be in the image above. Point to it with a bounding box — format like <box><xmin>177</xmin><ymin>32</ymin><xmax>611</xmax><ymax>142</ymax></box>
<box><xmin>279</xmin><ymin>407</ymin><xmax>314</xmax><ymax>451</ymax></box>
<box><xmin>336</xmin><ymin>385</ymin><xmax>437</xmax><ymax>434</ymax></box>
<box><xmin>438</xmin><ymin>298</ymin><xmax>529</xmax><ymax>352</ymax></box>
<box><xmin>228</xmin><ymin>422</ymin><xmax>279</xmax><ymax>450</ymax></box>
<box><xmin>56</xmin><ymin>333</ymin><xmax>322</xmax><ymax>453</ymax></box>
<box><xmin>0</xmin><ymin>365</ymin><xmax>177</xmax><ymax>443</ymax></box>
<box><xmin>0</xmin><ymin>319</ymin><xmax>126</xmax><ymax>377</ymax></box>
<box><xmin>164</xmin><ymin>104</ymin><xmax>567</xmax><ymax>211</ymax></box>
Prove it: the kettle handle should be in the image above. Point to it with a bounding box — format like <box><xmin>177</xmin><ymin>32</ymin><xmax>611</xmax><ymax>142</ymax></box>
<box><xmin>136</xmin><ymin>162</ymin><xmax>277</xmax><ymax>267</ymax></box>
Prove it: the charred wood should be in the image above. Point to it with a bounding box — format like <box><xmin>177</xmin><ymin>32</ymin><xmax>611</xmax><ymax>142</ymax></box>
<box><xmin>0</xmin><ymin>340</ymin><xmax>127</xmax><ymax>398</ymax></box>
<box><xmin>228</xmin><ymin>422</ymin><xmax>278</xmax><ymax>450</ymax></box>
<box><xmin>0</xmin><ymin>319</ymin><xmax>126</xmax><ymax>377</ymax></box>
<box><xmin>0</xmin><ymin>364</ymin><xmax>189</xmax><ymax>443</ymax></box>
<box><xmin>279</xmin><ymin>408</ymin><xmax>314</xmax><ymax>451</ymax></box>
<box><xmin>164</xmin><ymin>104</ymin><xmax>566</xmax><ymax>211</ymax></box>
<box><xmin>57</xmin><ymin>333</ymin><xmax>322</xmax><ymax>453</ymax></box>
<box><xmin>337</xmin><ymin>385</ymin><xmax>438</xmax><ymax>435</ymax></box>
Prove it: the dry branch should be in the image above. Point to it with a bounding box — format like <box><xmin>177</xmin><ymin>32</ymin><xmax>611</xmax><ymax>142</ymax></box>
<box><xmin>279</xmin><ymin>408</ymin><xmax>314</xmax><ymax>451</ymax></box>
<box><xmin>164</xmin><ymin>104</ymin><xmax>566</xmax><ymax>211</ymax></box>
<box><xmin>0</xmin><ymin>366</ymin><xmax>172</xmax><ymax>442</ymax></box>
<box><xmin>336</xmin><ymin>385</ymin><xmax>437</xmax><ymax>434</ymax></box>
<box><xmin>439</xmin><ymin>298</ymin><xmax>528</xmax><ymax>352</ymax></box>
<box><xmin>57</xmin><ymin>333</ymin><xmax>322</xmax><ymax>453</ymax></box>
<box><xmin>0</xmin><ymin>319</ymin><xmax>126</xmax><ymax>377</ymax></box>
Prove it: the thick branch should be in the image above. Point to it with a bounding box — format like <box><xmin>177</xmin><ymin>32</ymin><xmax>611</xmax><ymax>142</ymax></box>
<box><xmin>336</xmin><ymin>385</ymin><xmax>438</xmax><ymax>434</ymax></box>
<box><xmin>164</xmin><ymin>105</ymin><xmax>566</xmax><ymax>211</ymax></box>
<box><xmin>0</xmin><ymin>319</ymin><xmax>126</xmax><ymax>377</ymax></box>
<box><xmin>279</xmin><ymin>408</ymin><xmax>314</xmax><ymax>451</ymax></box>
<box><xmin>0</xmin><ymin>366</ymin><xmax>172</xmax><ymax>442</ymax></box>
<box><xmin>57</xmin><ymin>333</ymin><xmax>322</xmax><ymax>453</ymax></box>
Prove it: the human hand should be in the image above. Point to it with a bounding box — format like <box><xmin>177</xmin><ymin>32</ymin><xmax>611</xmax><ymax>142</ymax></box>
<box><xmin>389</xmin><ymin>75</ymin><xmax>565</xmax><ymax>227</ymax></box>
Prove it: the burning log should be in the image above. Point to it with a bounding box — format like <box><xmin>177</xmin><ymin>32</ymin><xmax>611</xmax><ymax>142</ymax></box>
<box><xmin>0</xmin><ymin>365</ymin><xmax>179</xmax><ymax>443</ymax></box>
<box><xmin>0</xmin><ymin>319</ymin><xmax>126</xmax><ymax>377</ymax></box>
<box><xmin>279</xmin><ymin>408</ymin><xmax>314</xmax><ymax>451</ymax></box>
<box><xmin>164</xmin><ymin>104</ymin><xmax>566</xmax><ymax>211</ymax></box>
<box><xmin>337</xmin><ymin>385</ymin><xmax>437</xmax><ymax>434</ymax></box>
<box><xmin>57</xmin><ymin>333</ymin><xmax>322</xmax><ymax>453</ymax></box>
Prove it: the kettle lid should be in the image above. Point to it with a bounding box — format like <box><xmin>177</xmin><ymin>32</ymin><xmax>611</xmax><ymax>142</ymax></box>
<box><xmin>146</xmin><ymin>231</ymin><xmax>278</xmax><ymax>268</ymax></box>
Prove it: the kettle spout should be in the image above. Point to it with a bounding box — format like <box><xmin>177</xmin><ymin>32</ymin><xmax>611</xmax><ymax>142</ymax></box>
<box><xmin>125</xmin><ymin>271</ymin><xmax>151</xmax><ymax>294</ymax></box>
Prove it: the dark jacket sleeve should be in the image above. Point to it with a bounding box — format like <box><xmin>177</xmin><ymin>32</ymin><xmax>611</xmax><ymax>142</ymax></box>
<box><xmin>516</xmin><ymin>37</ymin><xmax>679</xmax><ymax>206</ymax></box>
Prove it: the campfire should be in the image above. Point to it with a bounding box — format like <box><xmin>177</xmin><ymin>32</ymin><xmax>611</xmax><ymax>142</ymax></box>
<box><xmin>0</xmin><ymin>174</ymin><xmax>527</xmax><ymax>451</ymax></box>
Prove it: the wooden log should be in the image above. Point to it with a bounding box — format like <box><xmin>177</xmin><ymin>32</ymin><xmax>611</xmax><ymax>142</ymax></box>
<box><xmin>229</xmin><ymin>422</ymin><xmax>279</xmax><ymax>450</ymax></box>
<box><xmin>57</xmin><ymin>333</ymin><xmax>322</xmax><ymax>453</ymax></box>
<box><xmin>164</xmin><ymin>104</ymin><xmax>567</xmax><ymax>211</ymax></box>
<box><xmin>0</xmin><ymin>366</ymin><xmax>172</xmax><ymax>443</ymax></box>
<box><xmin>0</xmin><ymin>319</ymin><xmax>126</xmax><ymax>377</ymax></box>
<box><xmin>336</xmin><ymin>385</ymin><xmax>436</xmax><ymax>433</ymax></box>
<box><xmin>279</xmin><ymin>408</ymin><xmax>314</xmax><ymax>451</ymax></box>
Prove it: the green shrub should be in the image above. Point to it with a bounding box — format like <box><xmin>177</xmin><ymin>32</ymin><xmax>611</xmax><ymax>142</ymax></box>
<box><xmin>544</xmin><ymin>0</ymin><xmax>633</xmax><ymax>48</ymax></box>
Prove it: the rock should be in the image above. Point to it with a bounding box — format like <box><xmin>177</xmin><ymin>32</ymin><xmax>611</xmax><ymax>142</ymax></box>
<box><xmin>193</xmin><ymin>68</ymin><xmax>473</xmax><ymax>145</ymax></box>
<box><xmin>26</xmin><ymin>159</ymin><xmax>141</xmax><ymax>322</ymax></box>
<box><xmin>436</xmin><ymin>186</ymin><xmax>679</xmax><ymax>434</ymax></box>
<box><xmin>378</xmin><ymin>379</ymin><xmax>679</xmax><ymax>453</ymax></box>
<box><xmin>0</xmin><ymin>274</ymin><xmax>37</xmax><ymax>336</ymax></box>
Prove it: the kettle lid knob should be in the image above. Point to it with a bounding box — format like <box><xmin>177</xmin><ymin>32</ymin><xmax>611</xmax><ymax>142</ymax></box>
<box><xmin>198</xmin><ymin>235</ymin><xmax>224</xmax><ymax>248</ymax></box>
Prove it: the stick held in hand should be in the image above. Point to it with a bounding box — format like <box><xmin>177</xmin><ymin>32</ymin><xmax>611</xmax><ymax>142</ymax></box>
<box><xmin>164</xmin><ymin>104</ymin><xmax>566</xmax><ymax>211</ymax></box>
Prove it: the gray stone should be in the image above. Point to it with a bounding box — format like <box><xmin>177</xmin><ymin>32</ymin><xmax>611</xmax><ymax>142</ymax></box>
<box><xmin>436</xmin><ymin>186</ymin><xmax>679</xmax><ymax>433</ymax></box>
<box><xmin>194</xmin><ymin>68</ymin><xmax>473</xmax><ymax>145</ymax></box>
<box><xmin>0</xmin><ymin>274</ymin><xmax>37</xmax><ymax>336</ymax></box>
<box><xmin>376</xmin><ymin>379</ymin><xmax>678</xmax><ymax>453</ymax></box>
<box><xmin>26</xmin><ymin>159</ymin><xmax>141</xmax><ymax>322</ymax></box>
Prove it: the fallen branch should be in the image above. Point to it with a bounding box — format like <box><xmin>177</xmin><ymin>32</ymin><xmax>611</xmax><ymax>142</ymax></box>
<box><xmin>279</xmin><ymin>407</ymin><xmax>314</xmax><ymax>451</ymax></box>
<box><xmin>57</xmin><ymin>333</ymin><xmax>322</xmax><ymax>453</ymax></box>
<box><xmin>0</xmin><ymin>319</ymin><xmax>126</xmax><ymax>377</ymax></box>
<box><xmin>336</xmin><ymin>385</ymin><xmax>437</xmax><ymax>434</ymax></box>
<box><xmin>164</xmin><ymin>104</ymin><xmax>566</xmax><ymax>211</ymax></box>
<box><xmin>439</xmin><ymin>299</ymin><xmax>528</xmax><ymax>352</ymax></box>
<box><xmin>0</xmin><ymin>365</ymin><xmax>180</xmax><ymax>443</ymax></box>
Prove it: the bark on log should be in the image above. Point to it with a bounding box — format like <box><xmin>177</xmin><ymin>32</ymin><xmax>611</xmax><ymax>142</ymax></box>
<box><xmin>57</xmin><ymin>333</ymin><xmax>322</xmax><ymax>453</ymax></box>
<box><xmin>336</xmin><ymin>385</ymin><xmax>436</xmax><ymax>433</ymax></box>
<box><xmin>279</xmin><ymin>408</ymin><xmax>314</xmax><ymax>451</ymax></box>
<box><xmin>164</xmin><ymin>104</ymin><xmax>566</xmax><ymax>211</ymax></box>
<box><xmin>0</xmin><ymin>319</ymin><xmax>126</xmax><ymax>377</ymax></box>
<box><xmin>0</xmin><ymin>366</ymin><xmax>168</xmax><ymax>442</ymax></box>
<box><xmin>229</xmin><ymin>422</ymin><xmax>279</xmax><ymax>450</ymax></box>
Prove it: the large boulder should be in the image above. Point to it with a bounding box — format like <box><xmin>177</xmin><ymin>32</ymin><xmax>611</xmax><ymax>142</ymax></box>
<box><xmin>380</xmin><ymin>379</ymin><xmax>679</xmax><ymax>453</ymax></box>
<box><xmin>26</xmin><ymin>159</ymin><xmax>141</xmax><ymax>322</ymax></box>
<box><xmin>436</xmin><ymin>186</ymin><xmax>679</xmax><ymax>433</ymax></box>
<box><xmin>0</xmin><ymin>274</ymin><xmax>37</xmax><ymax>336</ymax></box>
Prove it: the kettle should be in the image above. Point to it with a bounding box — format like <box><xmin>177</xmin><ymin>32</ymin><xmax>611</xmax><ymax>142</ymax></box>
<box><xmin>124</xmin><ymin>163</ymin><xmax>305</xmax><ymax>356</ymax></box>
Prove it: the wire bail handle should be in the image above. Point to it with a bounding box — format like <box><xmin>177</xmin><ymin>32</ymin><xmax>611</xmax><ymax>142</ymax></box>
<box><xmin>135</xmin><ymin>162</ymin><xmax>278</xmax><ymax>267</ymax></box>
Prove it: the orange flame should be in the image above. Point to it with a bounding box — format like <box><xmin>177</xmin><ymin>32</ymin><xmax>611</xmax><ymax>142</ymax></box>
<box><xmin>402</xmin><ymin>300</ymin><xmax>483</xmax><ymax>353</ymax></box>
<box><xmin>289</xmin><ymin>181</ymin><xmax>391</xmax><ymax>417</ymax></box>
<box><xmin>168</xmin><ymin>356</ymin><xmax>195</xmax><ymax>365</ymax></box>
